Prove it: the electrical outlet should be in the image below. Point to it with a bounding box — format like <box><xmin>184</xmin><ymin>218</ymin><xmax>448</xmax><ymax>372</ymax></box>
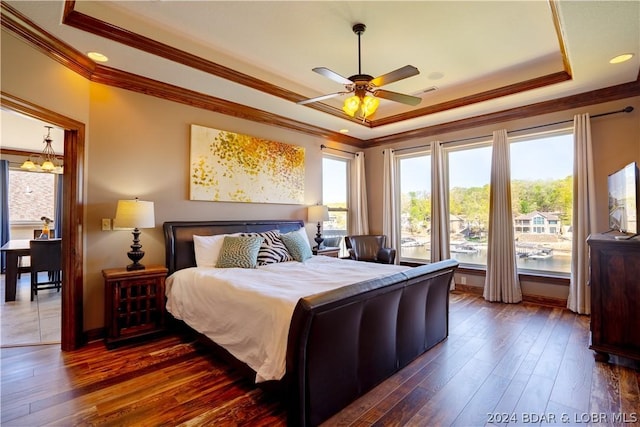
<box><xmin>460</xmin><ymin>276</ymin><xmax>467</xmax><ymax>285</ymax></box>
<box><xmin>101</xmin><ymin>218</ymin><xmax>111</xmax><ymax>231</ymax></box>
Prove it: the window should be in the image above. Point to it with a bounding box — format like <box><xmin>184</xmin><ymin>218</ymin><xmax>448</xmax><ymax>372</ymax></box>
<box><xmin>397</xmin><ymin>152</ymin><xmax>431</xmax><ymax>262</ymax></box>
<box><xmin>322</xmin><ymin>156</ymin><xmax>349</xmax><ymax>253</ymax></box>
<box><xmin>511</xmin><ymin>132</ymin><xmax>573</xmax><ymax>275</ymax></box>
<box><xmin>8</xmin><ymin>170</ymin><xmax>55</xmax><ymax>222</ymax></box>
<box><xmin>447</xmin><ymin>144</ymin><xmax>492</xmax><ymax>267</ymax></box>
<box><xmin>391</xmin><ymin>131</ymin><xmax>572</xmax><ymax>278</ymax></box>
<box><xmin>8</xmin><ymin>169</ymin><xmax>57</xmax><ymax>239</ymax></box>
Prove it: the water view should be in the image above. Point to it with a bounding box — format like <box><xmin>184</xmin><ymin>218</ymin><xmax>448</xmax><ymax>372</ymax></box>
<box><xmin>400</xmin><ymin>238</ymin><xmax>571</xmax><ymax>274</ymax></box>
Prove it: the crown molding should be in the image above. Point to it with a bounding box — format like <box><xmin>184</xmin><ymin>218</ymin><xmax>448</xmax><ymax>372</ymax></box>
<box><xmin>368</xmin><ymin>80</ymin><xmax>640</xmax><ymax>146</ymax></box>
<box><xmin>61</xmin><ymin>0</ymin><xmax>574</xmax><ymax>128</ymax></box>
<box><xmin>91</xmin><ymin>65</ymin><xmax>365</xmax><ymax>146</ymax></box>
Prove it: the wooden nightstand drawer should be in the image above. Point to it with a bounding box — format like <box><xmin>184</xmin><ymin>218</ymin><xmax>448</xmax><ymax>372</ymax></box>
<box><xmin>103</xmin><ymin>265</ymin><xmax>168</xmax><ymax>348</ymax></box>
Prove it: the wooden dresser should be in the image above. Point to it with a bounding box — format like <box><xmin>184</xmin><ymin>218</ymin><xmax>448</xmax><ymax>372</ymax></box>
<box><xmin>587</xmin><ymin>233</ymin><xmax>640</xmax><ymax>362</ymax></box>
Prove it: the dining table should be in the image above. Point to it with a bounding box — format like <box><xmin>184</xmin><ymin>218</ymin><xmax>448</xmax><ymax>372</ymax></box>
<box><xmin>1</xmin><ymin>239</ymin><xmax>61</xmax><ymax>302</ymax></box>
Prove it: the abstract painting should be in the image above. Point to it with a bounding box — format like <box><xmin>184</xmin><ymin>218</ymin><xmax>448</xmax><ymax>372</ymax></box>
<box><xmin>190</xmin><ymin>124</ymin><xmax>305</xmax><ymax>204</ymax></box>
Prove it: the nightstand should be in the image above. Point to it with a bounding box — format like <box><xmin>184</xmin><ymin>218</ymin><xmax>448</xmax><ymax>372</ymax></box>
<box><xmin>102</xmin><ymin>265</ymin><xmax>168</xmax><ymax>348</ymax></box>
<box><xmin>313</xmin><ymin>246</ymin><xmax>340</xmax><ymax>258</ymax></box>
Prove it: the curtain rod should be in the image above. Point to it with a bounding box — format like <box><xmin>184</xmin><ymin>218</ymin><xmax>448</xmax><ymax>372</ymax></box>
<box><xmin>393</xmin><ymin>105</ymin><xmax>634</xmax><ymax>153</ymax></box>
<box><xmin>320</xmin><ymin>144</ymin><xmax>358</xmax><ymax>156</ymax></box>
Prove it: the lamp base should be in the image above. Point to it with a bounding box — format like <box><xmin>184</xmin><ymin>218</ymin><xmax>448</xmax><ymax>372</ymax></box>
<box><xmin>126</xmin><ymin>228</ymin><xmax>146</xmax><ymax>270</ymax></box>
<box><xmin>126</xmin><ymin>260</ymin><xmax>146</xmax><ymax>271</ymax></box>
<box><xmin>314</xmin><ymin>221</ymin><xmax>324</xmax><ymax>250</ymax></box>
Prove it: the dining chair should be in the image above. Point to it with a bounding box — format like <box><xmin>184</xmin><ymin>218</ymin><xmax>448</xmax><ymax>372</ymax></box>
<box><xmin>29</xmin><ymin>239</ymin><xmax>62</xmax><ymax>301</ymax></box>
<box><xmin>18</xmin><ymin>230</ymin><xmax>57</xmax><ymax>279</ymax></box>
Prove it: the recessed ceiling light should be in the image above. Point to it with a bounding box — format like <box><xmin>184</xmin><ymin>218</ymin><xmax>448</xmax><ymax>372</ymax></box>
<box><xmin>88</xmin><ymin>52</ymin><xmax>109</xmax><ymax>62</ymax></box>
<box><xmin>339</xmin><ymin>129</ymin><xmax>349</xmax><ymax>134</ymax></box>
<box><xmin>609</xmin><ymin>53</ymin><xmax>634</xmax><ymax>64</ymax></box>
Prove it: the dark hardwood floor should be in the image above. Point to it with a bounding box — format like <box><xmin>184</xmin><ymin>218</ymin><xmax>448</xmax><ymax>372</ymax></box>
<box><xmin>1</xmin><ymin>292</ymin><xmax>638</xmax><ymax>426</ymax></box>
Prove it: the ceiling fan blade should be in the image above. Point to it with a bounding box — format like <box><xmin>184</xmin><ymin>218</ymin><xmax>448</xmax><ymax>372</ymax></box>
<box><xmin>297</xmin><ymin>92</ymin><xmax>346</xmax><ymax>105</ymax></box>
<box><xmin>312</xmin><ymin>67</ymin><xmax>353</xmax><ymax>85</ymax></box>
<box><xmin>370</xmin><ymin>65</ymin><xmax>419</xmax><ymax>87</ymax></box>
<box><xmin>373</xmin><ymin>89</ymin><xmax>422</xmax><ymax>106</ymax></box>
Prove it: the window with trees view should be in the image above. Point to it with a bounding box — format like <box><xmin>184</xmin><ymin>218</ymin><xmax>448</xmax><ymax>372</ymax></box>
<box><xmin>322</xmin><ymin>156</ymin><xmax>349</xmax><ymax>253</ymax></box>
<box><xmin>397</xmin><ymin>153</ymin><xmax>432</xmax><ymax>262</ymax></box>
<box><xmin>396</xmin><ymin>131</ymin><xmax>573</xmax><ymax>276</ymax></box>
<box><xmin>447</xmin><ymin>144</ymin><xmax>492</xmax><ymax>267</ymax></box>
<box><xmin>510</xmin><ymin>133</ymin><xmax>573</xmax><ymax>275</ymax></box>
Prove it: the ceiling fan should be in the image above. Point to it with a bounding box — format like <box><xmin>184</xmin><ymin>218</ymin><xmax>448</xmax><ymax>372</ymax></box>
<box><xmin>297</xmin><ymin>23</ymin><xmax>422</xmax><ymax>119</ymax></box>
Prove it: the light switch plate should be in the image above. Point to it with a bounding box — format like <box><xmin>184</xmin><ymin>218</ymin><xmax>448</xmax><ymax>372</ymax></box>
<box><xmin>101</xmin><ymin>218</ymin><xmax>111</xmax><ymax>231</ymax></box>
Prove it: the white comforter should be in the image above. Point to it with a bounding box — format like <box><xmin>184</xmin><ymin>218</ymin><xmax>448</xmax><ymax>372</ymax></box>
<box><xmin>165</xmin><ymin>256</ymin><xmax>409</xmax><ymax>382</ymax></box>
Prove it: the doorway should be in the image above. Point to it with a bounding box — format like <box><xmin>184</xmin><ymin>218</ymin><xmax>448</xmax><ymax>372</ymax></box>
<box><xmin>1</xmin><ymin>164</ymin><xmax>62</xmax><ymax>346</ymax></box>
<box><xmin>1</xmin><ymin>92</ymin><xmax>85</xmax><ymax>351</ymax></box>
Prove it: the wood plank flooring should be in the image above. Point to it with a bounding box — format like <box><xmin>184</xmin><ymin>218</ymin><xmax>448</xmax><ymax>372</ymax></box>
<box><xmin>1</xmin><ymin>292</ymin><xmax>638</xmax><ymax>426</ymax></box>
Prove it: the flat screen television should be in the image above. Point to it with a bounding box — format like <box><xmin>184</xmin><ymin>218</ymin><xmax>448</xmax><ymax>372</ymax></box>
<box><xmin>608</xmin><ymin>161</ymin><xmax>639</xmax><ymax>235</ymax></box>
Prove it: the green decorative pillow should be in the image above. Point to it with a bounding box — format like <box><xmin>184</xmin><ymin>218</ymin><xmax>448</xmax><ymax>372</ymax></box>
<box><xmin>281</xmin><ymin>230</ymin><xmax>313</xmax><ymax>262</ymax></box>
<box><xmin>216</xmin><ymin>235</ymin><xmax>264</xmax><ymax>268</ymax></box>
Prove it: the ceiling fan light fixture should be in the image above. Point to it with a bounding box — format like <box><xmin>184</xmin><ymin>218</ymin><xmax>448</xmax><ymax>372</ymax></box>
<box><xmin>361</xmin><ymin>95</ymin><xmax>380</xmax><ymax>118</ymax></box>
<box><xmin>300</xmin><ymin>22</ymin><xmax>420</xmax><ymax>116</ymax></box>
<box><xmin>342</xmin><ymin>95</ymin><xmax>360</xmax><ymax>117</ymax></box>
<box><xmin>342</xmin><ymin>94</ymin><xmax>380</xmax><ymax>119</ymax></box>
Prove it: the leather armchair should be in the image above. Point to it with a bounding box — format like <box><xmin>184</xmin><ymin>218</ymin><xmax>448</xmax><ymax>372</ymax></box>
<box><xmin>345</xmin><ymin>235</ymin><xmax>396</xmax><ymax>264</ymax></box>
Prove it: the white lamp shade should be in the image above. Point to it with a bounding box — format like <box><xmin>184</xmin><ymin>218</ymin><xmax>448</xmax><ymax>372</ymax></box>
<box><xmin>308</xmin><ymin>205</ymin><xmax>329</xmax><ymax>222</ymax></box>
<box><xmin>114</xmin><ymin>199</ymin><xmax>155</xmax><ymax>229</ymax></box>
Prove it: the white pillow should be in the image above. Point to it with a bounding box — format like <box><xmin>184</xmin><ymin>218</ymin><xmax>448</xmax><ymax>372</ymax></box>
<box><xmin>294</xmin><ymin>226</ymin><xmax>312</xmax><ymax>249</ymax></box>
<box><xmin>193</xmin><ymin>234</ymin><xmax>238</xmax><ymax>267</ymax></box>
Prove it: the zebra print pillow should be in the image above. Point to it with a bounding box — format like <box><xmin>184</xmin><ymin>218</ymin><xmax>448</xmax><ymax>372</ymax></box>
<box><xmin>241</xmin><ymin>230</ymin><xmax>293</xmax><ymax>265</ymax></box>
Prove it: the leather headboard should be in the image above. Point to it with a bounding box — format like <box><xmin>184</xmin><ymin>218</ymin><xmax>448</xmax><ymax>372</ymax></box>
<box><xmin>163</xmin><ymin>220</ymin><xmax>305</xmax><ymax>274</ymax></box>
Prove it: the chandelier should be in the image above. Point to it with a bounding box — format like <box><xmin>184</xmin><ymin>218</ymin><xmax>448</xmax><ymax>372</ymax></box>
<box><xmin>21</xmin><ymin>126</ymin><xmax>63</xmax><ymax>174</ymax></box>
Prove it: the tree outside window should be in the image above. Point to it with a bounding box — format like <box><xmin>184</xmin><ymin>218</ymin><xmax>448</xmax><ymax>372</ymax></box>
<box><xmin>322</xmin><ymin>156</ymin><xmax>349</xmax><ymax>253</ymax></box>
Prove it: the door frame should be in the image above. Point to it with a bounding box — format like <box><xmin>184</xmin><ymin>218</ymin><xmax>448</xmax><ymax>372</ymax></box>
<box><xmin>1</xmin><ymin>91</ymin><xmax>85</xmax><ymax>351</ymax></box>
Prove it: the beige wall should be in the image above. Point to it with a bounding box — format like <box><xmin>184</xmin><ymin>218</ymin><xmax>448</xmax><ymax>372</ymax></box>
<box><xmin>85</xmin><ymin>84</ymin><xmax>330</xmax><ymax>328</ymax></box>
<box><xmin>1</xmin><ymin>31</ymin><xmax>91</xmax><ymax>125</ymax></box>
<box><xmin>3</xmin><ymin>28</ymin><xmax>640</xmax><ymax>328</ymax></box>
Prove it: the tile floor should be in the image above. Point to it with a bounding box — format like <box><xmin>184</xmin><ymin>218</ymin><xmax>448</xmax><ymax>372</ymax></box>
<box><xmin>0</xmin><ymin>273</ymin><xmax>61</xmax><ymax>347</ymax></box>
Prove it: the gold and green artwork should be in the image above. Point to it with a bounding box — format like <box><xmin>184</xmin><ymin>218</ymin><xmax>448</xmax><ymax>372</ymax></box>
<box><xmin>190</xmin><ymin>124</ymin><xmax>305</xmax><ymax>204</ymax></box>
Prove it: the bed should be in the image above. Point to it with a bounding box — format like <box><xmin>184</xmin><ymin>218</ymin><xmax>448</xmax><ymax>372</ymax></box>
<box><xmin>163</xmin><ymin>220</ymin><xmax>458</xmax><ymax>426</ymax></box>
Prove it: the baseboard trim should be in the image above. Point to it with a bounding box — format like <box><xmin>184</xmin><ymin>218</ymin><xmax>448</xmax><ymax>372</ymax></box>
<box><xmin>84</xmin><ymin>327</ymin><xmax>104</xmax><ymax>343</ymax></box>
<box><xmin>453</xmin><ymin>284</ymin><xmax>568</xmax><ymax>308</ymax></box>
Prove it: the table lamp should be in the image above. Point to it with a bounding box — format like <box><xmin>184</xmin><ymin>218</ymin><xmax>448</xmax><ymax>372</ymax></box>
<box><xmin>114</xmin><ymin>198</ymin><xmax>155</xmax><ymax>271</ymax></box>
<box><xmin>307</xmin><ymin>205</ymin><xmax>330</xmax><ymax>250</ymax></box>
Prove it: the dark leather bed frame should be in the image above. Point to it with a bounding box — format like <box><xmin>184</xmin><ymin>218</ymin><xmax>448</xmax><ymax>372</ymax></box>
<box><xmin>163</xmin><ymin>220</ymin><xmax>459</xmax><ymax>426</ymax></box>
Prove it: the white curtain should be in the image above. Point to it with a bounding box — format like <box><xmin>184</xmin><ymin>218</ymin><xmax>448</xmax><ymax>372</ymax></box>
<box><xmin>349</xmin><ymin>152</ymin><xmax>369</xmax><ymax>235</ymax></box>
<box><xmin>383</xmin><ymin>149</ymin><xmax>399</xmax><ymax>263</ymax></box>
<box><xmin>431</xmin><ymin>141</ymin><xmax>450</xmax><ymax>261</ymax></box>
<box><xmin>567</xmin><ymin>113</ymin><xmax>595</xmax><ymax>314</ymax></box>
<box><xmin>484</xmin><ymin>129</ymin><xmax>522</xmax><ymax>303</ymax></box>
<box><xmin>431</xmin><ymin>141</ymin><xmax>454</xmax><ymax>289</ymax></box>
